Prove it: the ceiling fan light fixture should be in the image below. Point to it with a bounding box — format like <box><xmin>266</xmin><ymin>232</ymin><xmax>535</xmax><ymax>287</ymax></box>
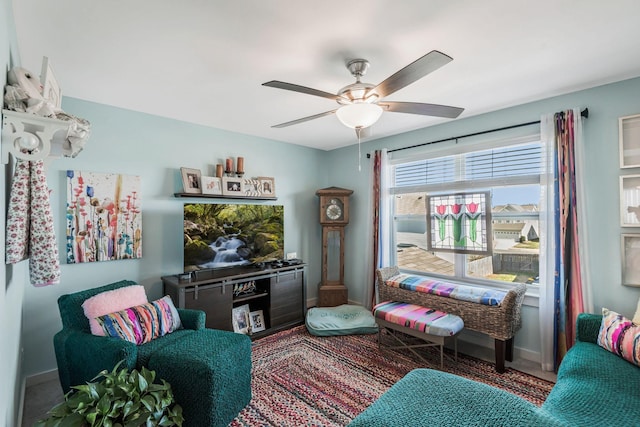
<box><xmin>335</xmin><ymin>103</ymin><xmax>383</xmax><ymax>129</ymax></box>
<box><xmin>337</xmin><ymin>81</ymin><xmax>376</xmax><ymax>104</ymax></box>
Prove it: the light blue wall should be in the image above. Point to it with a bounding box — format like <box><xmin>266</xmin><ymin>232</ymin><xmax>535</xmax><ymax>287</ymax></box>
<box><xmin>20</xmin><ymin>99</ymin><xmax>327</xmax><ymax>376</ymax></box>
<box><xmin>1</xmin><ymin>0</ymin><xmax>28</xmax><ymax>425</ymax></box>
<box><xmin>329</xmin><ymin>76</ymin><xmax>640</xmax><ymax>356</ymax></box>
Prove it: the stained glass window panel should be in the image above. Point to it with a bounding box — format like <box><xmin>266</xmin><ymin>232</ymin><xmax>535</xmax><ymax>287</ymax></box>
<box><xmin>426</xmin><ymin>192</ymin><xmax>491</xmax><ymax>255</ymax></box>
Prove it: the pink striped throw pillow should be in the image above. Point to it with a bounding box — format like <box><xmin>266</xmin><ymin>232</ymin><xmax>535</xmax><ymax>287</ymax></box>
<box><xmin>597</xmin><ymin>308</ymin><xmax>640</xmax><ymax>367</ymax></box>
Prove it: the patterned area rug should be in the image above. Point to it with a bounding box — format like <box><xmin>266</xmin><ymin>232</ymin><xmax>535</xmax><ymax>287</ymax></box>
<box><xmin>231</xmin><ymin>326</ymin><xmax>554</xmax><ymax>426</ymax></box>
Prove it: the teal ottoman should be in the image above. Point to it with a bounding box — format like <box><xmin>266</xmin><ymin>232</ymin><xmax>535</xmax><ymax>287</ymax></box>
<box><xmin>148</xmin><ymin>328</ymin><xmax>252</xmax><ymax>427</ymax></box>
<box><xmin>306</xmin><ymin>304</ymin><xmax>379</xmax><ymax>336</ymax></box>
<box><xmin>349</xmin><ymin>369</ymin><xmax>561</xmax><ymax>426</ymax></box>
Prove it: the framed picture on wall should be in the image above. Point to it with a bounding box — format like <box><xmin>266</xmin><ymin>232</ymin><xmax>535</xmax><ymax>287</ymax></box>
<box><xmin>621</xmin><ymin>234</ymin><xmax>640</xmax><ymax>287</ymax></box>
<box><xmin>619</xmin><ymin>114</ymin><xmax>640</xmax><ymax>168</ymax></box>
<box><xmin>66</xmin><ymin>170</ymin><xmax>142</xmax><ymax>263</ymax></box>
<box><xmin>620</xmin><ymin>175</ymin><xmax>640</xmax><ymax>226</ymax></box>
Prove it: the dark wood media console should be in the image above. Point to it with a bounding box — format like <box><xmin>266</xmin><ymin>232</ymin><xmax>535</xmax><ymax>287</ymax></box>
<box><xmin>162</xmin><ymin>264</ymin><xmax>307</xmax><ymax>339</ymax></box>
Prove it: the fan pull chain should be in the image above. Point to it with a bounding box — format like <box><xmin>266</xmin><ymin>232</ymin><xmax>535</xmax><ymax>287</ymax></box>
<box><xmin>356</xmin><ymin>127</ymin><xmax>362</xmax><ymax>172</ymax></box>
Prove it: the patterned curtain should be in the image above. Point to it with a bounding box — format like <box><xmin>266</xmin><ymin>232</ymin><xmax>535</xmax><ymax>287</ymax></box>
<box><xmin>370</xmin><ymin>150</ymin><xmax>382</xmax><ymax>308</ymax></box>
<box><xmin>365</xmin><ymin>149</ymin><xmax>391</xmax><ymax>308</ymax></box>
<box><xmin>553</xmin><ymin>109</ymin><xmax>585</xmax><ymax>368</ymax></box>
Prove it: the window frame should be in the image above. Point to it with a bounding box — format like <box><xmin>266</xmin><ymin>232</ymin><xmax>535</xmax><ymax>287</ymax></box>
<box><xmin>387</xmin><ymin>135</ymin><xmax>542</xmax><ymax>295</ymax></box>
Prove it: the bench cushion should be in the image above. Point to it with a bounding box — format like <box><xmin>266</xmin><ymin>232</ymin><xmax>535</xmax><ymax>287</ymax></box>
<box><xmin>306</xmin><ymin>304</ymin><xmax>379</xmax><ymax>336</ymax></box>
<box><xmin>373</xmin><ymin>301</ymin><xmax>464</xmax><ymax>336</ymax></box>
<box><xmin>386</xmin><ymin>273</ymin><xmax>507</xmax><ymax>306</ymax></box>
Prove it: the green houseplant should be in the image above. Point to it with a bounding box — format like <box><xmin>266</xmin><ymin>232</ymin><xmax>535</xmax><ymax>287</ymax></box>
<box><xmin>35</xmin><ymin>361</ymin><xmax>184</xmax><ymax>427</ymax></box>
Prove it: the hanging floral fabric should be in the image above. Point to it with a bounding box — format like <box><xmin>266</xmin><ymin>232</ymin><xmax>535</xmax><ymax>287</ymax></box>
<box><xmin>6</xmin><ymin>157</ymin><xmax>60</xmax><ymax>286</ymax></box>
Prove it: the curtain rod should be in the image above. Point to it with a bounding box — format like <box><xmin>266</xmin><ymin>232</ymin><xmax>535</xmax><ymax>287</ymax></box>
<box><xmin>367</xmin><ymin>108</ymin><xmax>589</xmax><ymax>158</ymax></box>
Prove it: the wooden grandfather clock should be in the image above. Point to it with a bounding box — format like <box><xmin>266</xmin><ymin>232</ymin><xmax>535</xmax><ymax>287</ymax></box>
<box><xmin>316</xmin><ymin>187</ymin><xmax>353</xmax><ymax>307</ymax></box>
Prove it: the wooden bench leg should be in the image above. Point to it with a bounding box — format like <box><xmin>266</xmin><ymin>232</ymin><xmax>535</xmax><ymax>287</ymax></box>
<box><xmin>494</xmin><ymin>338</ymin><xmax>514</xmax><ymax>373</ymax></box>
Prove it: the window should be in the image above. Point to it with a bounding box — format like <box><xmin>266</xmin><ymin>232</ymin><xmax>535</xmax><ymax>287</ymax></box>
<box><xmin>390</xmin><ymin>140</ymin><xmax>541</xmax><ymax>288</ymax></box>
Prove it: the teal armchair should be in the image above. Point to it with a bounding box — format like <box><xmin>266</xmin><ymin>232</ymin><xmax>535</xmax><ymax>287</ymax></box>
<box><xmin>54</xmin><ymin>279</ymin><xmax>252</xmax><ymax>427</ymax></box>
<box><xmin>54</xmin><ymin>280</ymin><xmax>204</xmax><ymax>392</ymax></box>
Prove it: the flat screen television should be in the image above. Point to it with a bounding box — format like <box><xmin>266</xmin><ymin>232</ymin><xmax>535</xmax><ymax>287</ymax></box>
<box><xmin>183</xmin><ymin>203</ymin><xmax>284</xmax><ymax>272</ymax></box>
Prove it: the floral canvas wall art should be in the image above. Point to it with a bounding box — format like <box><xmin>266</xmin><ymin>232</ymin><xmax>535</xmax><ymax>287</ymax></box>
<box><xmin>66</xmin><ymin>170</ymin><xmax>142</xmax><ymax>263</ymax></box>
<box><xmin>426</xmin><ymin>192</ymin><xmax>492</xmax><ymax>255</ymax></box>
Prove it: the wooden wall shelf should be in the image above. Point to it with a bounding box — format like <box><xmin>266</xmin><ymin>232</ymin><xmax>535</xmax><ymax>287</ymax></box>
<box><xmin>173</xmin><ymin>192</ymin><xmax>277</xmax><ymax>201</ymax></box>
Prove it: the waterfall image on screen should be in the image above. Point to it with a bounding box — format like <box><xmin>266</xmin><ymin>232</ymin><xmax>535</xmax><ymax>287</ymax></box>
<box><xmin>183</xmin><ymin>203</ymin><xmax>284</xmax><ymax>271</ymax></box>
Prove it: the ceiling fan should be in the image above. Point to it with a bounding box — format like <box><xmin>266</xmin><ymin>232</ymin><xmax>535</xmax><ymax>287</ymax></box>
<box><xmin>262</xmin><ymin>50</ymin><xmax>465</xmax><ymax>135</ymax></box>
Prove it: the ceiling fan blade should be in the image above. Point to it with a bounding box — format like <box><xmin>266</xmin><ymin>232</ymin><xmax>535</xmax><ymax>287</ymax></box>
<box><xmin>367</xmin><ymin>51</ymin><xmax>453</xmax><ymax>99</ymax></box>
<box><xmin>263</xmin><ymin>80</ymin><xmax>345</xmax><ymax>101</ymax></box>
<box><xmin>380</xmin><ymin>101</ymin><xmax>464</xmax><ymax>119</ymax></box>
<box><xmin>271</xmin><ymin>109</ymin><xmax>337</xmax><ymax>128</ymax></box>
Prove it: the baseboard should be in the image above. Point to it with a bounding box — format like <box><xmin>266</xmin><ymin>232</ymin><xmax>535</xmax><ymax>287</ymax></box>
<box><xmin>454</xmin><ymin>329</ymin><xmax>541</xmax><ymax>363</ymax></box>
<box><xmin>17</xmin><ymin>377</ymin><xmax>25</xmax><ymax>427</ymax></box>
<box><xmin>513</xmin><ymin>346</ymin><xmax>540</xmax><ymax>363</ymax></box>
<box><xmin>25</xmin><ymin>369</ymin><xmax>59</xmax><ymax>388</ymax></box>
<box><xmin>16</xmin><ymin>345</ymin><xmax>25</xmax><ymax>427</ymax></box>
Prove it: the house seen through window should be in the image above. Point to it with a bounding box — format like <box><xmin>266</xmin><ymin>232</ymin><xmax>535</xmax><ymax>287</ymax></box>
<box><xmin>391</xmin><ymin>140</ymin><xmax>541</xmax><ymax>288</ymax></box>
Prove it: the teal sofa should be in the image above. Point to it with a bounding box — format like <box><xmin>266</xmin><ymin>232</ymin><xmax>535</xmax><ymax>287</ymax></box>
<box><xmin>54</xmin><ymin>280</ymin><xmax>252</xmax><ymax>427</ymax></box>
<box><xmin>349</xmin><ymin>313</ymin><xmax>640</xmax><ymax>426</ymax></box>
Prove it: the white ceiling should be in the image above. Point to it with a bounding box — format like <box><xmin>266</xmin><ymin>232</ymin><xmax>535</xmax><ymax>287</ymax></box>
<box><xmin>11</xmin><ymin>0</ymin><xmax>640</xmax><ymax>151</ymax></box>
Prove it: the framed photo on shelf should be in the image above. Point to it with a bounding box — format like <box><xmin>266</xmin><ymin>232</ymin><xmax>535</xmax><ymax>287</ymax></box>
<box><xmin>180</xmin><ymin>167</ymin><xmax>202</xmax><ymax>194</ymax></box>
<box><xmin>258</xmin><ymin>177</ymin><xmax>276</xmax><ymax>198</ymax></box>
<box><xmin>249</xmin><ymin>310</ymin><xmax>266</xmax><ymax>333</ymax></box>
<box><xmin>222</xmin><ymin>176</ymin><xmax>244</xmax><ymax>196</ymax></box>
<box><xmin>619</xmin><ymin>113</ymin><xmax>640</xmax><ymax>168</ymax></box>
<box><xmin>621</xmin><ymin>234</ymin><xmax>640</xmax><ymax>287</ymax></box>
<box><xmin>232</xmin><ymin>304</ymin><xmax>251</xmax><ymax>334</ymax></box>
<box><xmin>40</xmin><ymin>56</ymin><xmax>62</xmax><ymax>110</ymax></box>
<box><xmin>201</xmin><ymin>176</ymin><xmax>222</xmax><ymax>195</ymax></box>
<box><xmin>243</xmin><ymin>178</ymin><xmax>262</xmax><ymax>197</ymax></box>
<box><xmin>620</xmin><ymin>175</ymin><xmax>640</xmax><ymax>226</ymax></box>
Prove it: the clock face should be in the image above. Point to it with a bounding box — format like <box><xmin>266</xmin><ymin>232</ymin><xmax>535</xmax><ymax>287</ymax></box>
<box><xmin>326</xmin><ymin>202</ymin><xmax>342</xmax><ymax>220</ymax></box>
<box><xmin>319</xmin><ymin>194</ymin><xmax>349</xmax><ymax>224</ymax></box>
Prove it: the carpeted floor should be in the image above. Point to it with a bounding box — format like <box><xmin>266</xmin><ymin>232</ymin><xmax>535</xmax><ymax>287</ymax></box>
<box><xmin>230</xmin><ymin>326</ymin><xmax>555</xmax><ymax>426</ymax></box>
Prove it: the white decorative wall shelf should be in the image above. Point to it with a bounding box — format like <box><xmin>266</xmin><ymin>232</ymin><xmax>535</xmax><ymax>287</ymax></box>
<box><xmin>1</xmin><ymin>109</ymin><xmax>73</xmax><ymax>163</ymax></box>
<box><xmin>173</xmin><ymin>192</ymin><xmax>277</xmax><ymax>201</ymax></box>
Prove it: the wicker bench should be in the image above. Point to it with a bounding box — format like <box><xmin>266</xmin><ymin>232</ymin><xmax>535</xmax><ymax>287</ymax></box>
<box><xmin>376</xmin><ymin>266</ymin><xmax>526</xmax><ymax>373</ymax></box>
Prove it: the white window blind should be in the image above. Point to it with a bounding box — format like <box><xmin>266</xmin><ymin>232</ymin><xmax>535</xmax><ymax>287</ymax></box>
<box><xmin>394</xmin><ymin>142</ymin><xmax>542</xmax><ymax>187</ymax></box>
<box><xmin>395</xmin><ymin>156</ymin><xmax>455</xmax><ymax>187</ymax></box>
<box><xmin>464</xmin><ymin>144</ymin><xmax>542</xmax><ymax>180</ymax></box>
